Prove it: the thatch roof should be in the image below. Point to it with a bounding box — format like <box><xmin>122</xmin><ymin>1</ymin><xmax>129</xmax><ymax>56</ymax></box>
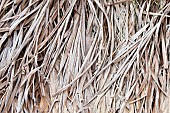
<box><xmin>0</xmin><ymin>0</ymin><xmax>169</xmax><ymax>112</ymax></box>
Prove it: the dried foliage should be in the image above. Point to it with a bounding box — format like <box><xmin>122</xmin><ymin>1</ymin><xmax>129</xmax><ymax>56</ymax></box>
<box><xmin>0</xmin><ymin>0</ymin><xmax>170</xmax><ymax>113</ymax></box>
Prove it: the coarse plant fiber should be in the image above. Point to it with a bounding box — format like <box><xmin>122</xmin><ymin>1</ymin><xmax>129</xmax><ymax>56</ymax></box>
<box><xmin>0</xmin><ymin>0</ymin><xmax>170</xmax><ymax>113</ymax></box>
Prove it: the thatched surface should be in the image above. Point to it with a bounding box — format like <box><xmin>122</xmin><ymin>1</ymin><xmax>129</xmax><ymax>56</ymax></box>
<box><xmin>0</xmin><ymin>0</ymin><xmax>170</xmax><ymax>113</ymax></box>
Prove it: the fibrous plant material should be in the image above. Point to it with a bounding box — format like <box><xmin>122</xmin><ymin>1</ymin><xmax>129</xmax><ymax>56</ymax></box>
<box><xmin>0</xmin><ymin>0</ymin><xmax>169</xmax><ymax>113</ymax></box>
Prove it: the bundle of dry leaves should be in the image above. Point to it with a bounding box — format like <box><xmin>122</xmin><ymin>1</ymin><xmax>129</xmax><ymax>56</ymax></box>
<box><xmin>0</xmin><ymin>0</ymin><xmax>169</xmax><ymax>113</ymax></box>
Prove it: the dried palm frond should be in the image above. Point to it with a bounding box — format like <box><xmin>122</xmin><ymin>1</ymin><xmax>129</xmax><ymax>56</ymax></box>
<box><xmin>0</xmin><ymin>0</ymin><xmax>169</xmax><ymax>113</ymax></box>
